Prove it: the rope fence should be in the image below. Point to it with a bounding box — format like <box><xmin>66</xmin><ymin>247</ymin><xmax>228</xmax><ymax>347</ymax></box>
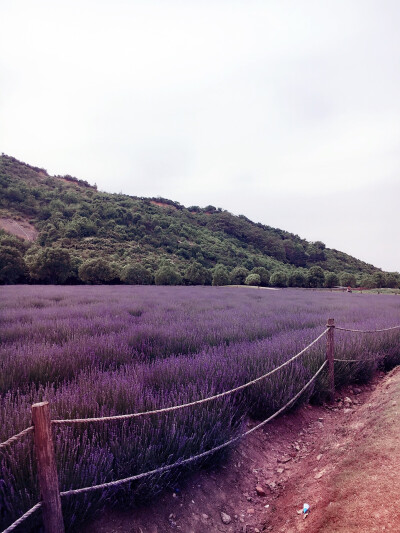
<box><xmin>334</xmin><ymin>358</ymin><xmax>380</xmax><ymax>363</ymax></box>
<box><xmin>52</xmin><ymin>328</ymin><xmax>329</xmax><ymax>426</ymax></box>
<box><xmin>59</xmin><ymin>361</ymin><xmax>327</xmax><ymax>497</ymax></box>
<box><xmin>1</xmin><ymin>317</ymin><xmax>399</xmax><ymax>533</ymax></box>
<box><xmin>0</xmin><ymin>426</ymin><xmax>33</xmax><ymax>450</ymax></box>
<box><xmin>333</xmin><ymin>322</ymin><xmax>400</xmax><ymax>362</ymax></box>
<box><xmin>2</xmin><ymin>503</ymin><xmax>42</xmax><ymax>533</ymax></box>
<box><xmin>336</xmin><ymin>325</ymin><xmax>400</xmax><ymax>333</ymax></box>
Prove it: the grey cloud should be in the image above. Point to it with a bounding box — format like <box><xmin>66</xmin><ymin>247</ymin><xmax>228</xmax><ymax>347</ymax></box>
<box><xmin>1</xmin><ymin>0</ymin><xmax>399</xmax><ymax>271</ymax></box>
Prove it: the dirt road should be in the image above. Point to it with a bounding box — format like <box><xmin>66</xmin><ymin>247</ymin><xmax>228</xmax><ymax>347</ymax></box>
<box><xmin>84</xmin><ymin>367</ymin><xmax>400</xmax><ymax>533</ymax></box>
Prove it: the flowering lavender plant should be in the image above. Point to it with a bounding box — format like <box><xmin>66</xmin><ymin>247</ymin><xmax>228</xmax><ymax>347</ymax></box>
<box><xmin>1</xmin><ymin>286</ymin><xmax>399</xmax><ymax>530</ymax></box>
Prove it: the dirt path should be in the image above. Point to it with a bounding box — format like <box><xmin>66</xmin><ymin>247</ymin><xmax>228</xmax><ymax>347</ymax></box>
<box><xmin>313</xmin><ymin>368</ymin><xmax>400</xmax><ymax>533</ymax></box>
<box><xmin>84</xmin><ymin>368</ymin><xmax>400</xmax><ymax>533</ymax></box>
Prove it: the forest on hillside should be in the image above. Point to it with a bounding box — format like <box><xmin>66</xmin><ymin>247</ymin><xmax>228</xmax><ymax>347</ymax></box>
<box><xmin>0</xmin><ymin>154</ymin><xmax>398</xmax><ymax>288</ymax></box>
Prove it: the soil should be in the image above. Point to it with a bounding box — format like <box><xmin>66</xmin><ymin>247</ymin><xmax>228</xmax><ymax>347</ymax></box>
<box><xmin>0</xmin><ymin>217</ymin><xmax>38</xmax><ymax>241</ymax></box>
<box><xmin>150</xmin><ymin>201</ymin><xmax>177</xmax><ymax>210</ymax></box>
<box><xmin>226</xmin><ymin>286</ymin><xmax>281</xmax><ymax>291</ymax></box>
<box><xmin>83</xmin><ymin>367</ymin><xmax>400</xmax><ymax>533</ymax></box>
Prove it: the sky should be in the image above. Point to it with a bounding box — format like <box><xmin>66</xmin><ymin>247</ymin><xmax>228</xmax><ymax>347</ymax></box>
<box><xmin>1</xmin><ymin>0</ymin><xmax>399</xmax><ymax>272</ymax></box>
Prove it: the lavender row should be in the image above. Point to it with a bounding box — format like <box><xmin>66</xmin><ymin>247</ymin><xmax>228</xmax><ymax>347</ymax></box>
<box><xmin>0</xmin><ymin>286</ymin><xmax>399</xmax><ymax>531</ymax></box>
<box><xmin>1</xmin><ymin>286</ymin><xmax>400</xmax><ymax>395</ymax></box>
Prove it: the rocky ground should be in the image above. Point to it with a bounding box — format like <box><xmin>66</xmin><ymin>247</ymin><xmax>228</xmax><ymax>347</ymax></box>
<box><xmin>83</xmin><ymin>367</ymin><xmax>400</xmax><ymax>533</ymax></box>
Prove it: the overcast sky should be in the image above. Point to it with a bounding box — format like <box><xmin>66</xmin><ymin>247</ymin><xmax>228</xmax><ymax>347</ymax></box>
<box><xmin>1</xmin><ymin>0</ymin><xmax>399</xmax><ymax>271</ymax></box>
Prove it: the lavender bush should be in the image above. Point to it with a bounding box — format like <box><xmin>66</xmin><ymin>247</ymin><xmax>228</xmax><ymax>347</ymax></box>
<box><xmin>0</xmin><ymin>286</ymin><xmax>399</xmax><ymax>531</ymax></box>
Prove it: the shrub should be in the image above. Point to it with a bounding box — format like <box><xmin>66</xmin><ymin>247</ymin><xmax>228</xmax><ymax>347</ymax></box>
<box><xmin>307</xmin><ymin>266</ymin><xmax>325</xmax><ymax>288</ymax></box>
<box><xmin>324</xmin><ymin>272</ymin><xmax>339</xmax><ymax>288</ymax></box>
<box><xmin>212</xmin><ymin>265</ymin><xmax>230</xmax><ymax>286</ymax></box>
<box><xmin>154</xmin><ymin>265</ymin><xmax>182</xmax><ymax>285</ymax></box>
<box><xmin>251</xmin><ymin>267</ymin><xmax>270</xmax><ymax>286</ymax></box>
<box><xmin>184</xmin><ymin>262</ymin><xmax>211</xmax><ymax>285</ymax></box>
<box><xmin>122</xmin><ymin>264</ymin><xmax>153</xmax><ymax>285</ymax></box>
<box><xmin>79</xmin><ymin>258</ymin><xmax>116</xmax><ymax>283</ymax></box>
<box><xmin>340</xmin><ymin>272</ymin><xmax>357</xmax><ymax>287</ymax></box>
<box><xmin>269</xmin><ymin>271</ymin><xmax>287</xmax><ymax>287</ymax></box>
<box><xmin>359</xmin><ymin>274</ymin><xmax>375</xmax><ymax>289</ymax></box>
<box><xmin>0</xmin><ymin>246</ymin><xmax>27</xmax><ymax>284</ymax></box>
<box><xmin>229</xmin><ymin>266</ymin><xmax>249</xmax><ymax>285</ymax></box>
<box><xmin>25</xmin><ymin>248</ymin><xmax>72</xmax><ymax>284</ymax></box>
<box><xmin>245</xmin><ymin>273</ymin><xmax>261</xmax><ymax>286</ymax></box>
<box><xmin>287</xmin><ymin>270</ymin><xmax>307</xmax><ymax>288</ymax></box>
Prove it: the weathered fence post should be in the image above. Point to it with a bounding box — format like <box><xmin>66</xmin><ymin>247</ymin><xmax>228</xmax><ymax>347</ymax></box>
<box><xmin>31</xmin><ymin>402</ymin><xmax>65</xmax><ymax>533</ymax></box>
<box><xmin>326</xmin><ymin>318</ymin><xmax>335</xmax><ymax>402</ymax></box>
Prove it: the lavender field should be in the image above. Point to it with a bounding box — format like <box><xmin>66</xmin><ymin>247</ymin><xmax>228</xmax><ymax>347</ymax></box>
<box><xmin>1</xmin><ymin>286</ymin><xmax>400</xmax><ymax>531</ymax></box>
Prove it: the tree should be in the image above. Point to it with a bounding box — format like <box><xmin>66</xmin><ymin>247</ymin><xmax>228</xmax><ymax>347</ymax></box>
<box><xmin>251</xmin><ymin>267</ymin><xmax>270</xmax><ymax>286</ymax></box>
<box><xmin>212</xmin><ymin>265</ymin><xmax>230</xmax><ymax>286</ymax></box>
<box><xmin>269</xmin><ymin>270</ymin><xmax>287</xmax><ymax>287</ymax></box>
<box><xmin>79</xmin><ymin>258</ymin><xmax>116</xmax><ymax>283</ymax></box>
<box><xmin>385</xmin><ymin>272</ymin><xmax>400</xmax><ymax>289</ymax></box>
<box><xmin>5</xmin><ymin>187</ymin><xmax>24</xmax><ymax>203</ymax></box>
<box><xmin>26</xmin><ymin>248</ymin><xmax>72</xmax><ymax>284</ymax></box>
<box><xmin>0</xmin><ymin>246</ymin><xmax>27</xmax><ymax>283</ymax></box>
<box><xmin>64</xmin><ymin>216</ymin><xmax>97</xmax><ymax>238</ymax></box>
<box><xmin>264</xmin><ymin>237</ymin><xmax>286</xmax><ymax>261</ymax></box>
<box><xmin>359</xmin><ymin>274</ymin><xmax>375</xmax><ymax>289</ymax></box>
<box><xmin>340</xmin><ymin>272</ymin><xmax>357</xmax><ymax>288</ymax></box>
<box><xmin>283</xmin><ymin>240</ymin><xmax>307</xmax><ymax>266</ymax></box>
<box><xmin>287</xmin><ymin>269</ymin><xmax>307</xmax><ymax>287</ymax></box>
<box><xmin>245</xmin><ymin>273</ymin><xmax>261</xmax><ymax>286</ymax></box>
<box><xmin>230</xmin><ymin>266</ymin><xmax>249</xmax><ymax>285</ymax></box>
<box><xmin>307</xmin><ymin>242</ymin><xmax>326</xmax><ymax>263</ymax></box>
<box><xmin>324</xmin><ymin>272</ymin><xmax>339</xmax><ymax>288</ymax></box>
<box><xmin>68</xmin><ymin>255</ymin><xmax>82</xmax><ymax>283</ymax></box>
<box><xmin>372</xmin><ymin>272</ymin><xmax>385</xmax><ymax>289</ymax></box>
<box><xmin>121</xmin><ymin>263</ymin><xmax>153</xmax><ymax>285</ymax></box>
<box><xmin>293</xmin><ymin>243</ymin><xmax>307</xmax><ymax>267</ymax></box>
<box><xmin>184</xmin><ymin>262</ymin><xmax>211</xmax><ymax>285</ymax></box>
<box><xmin>0</xmin><ymin>232</ymin><xmax>28</xmax><ymax>253</ymax></box>
<box><xmin>154</xmin><ymin>265</ymin><xmax>182</xmax><ymax>285</ymax></box>
<box><xmin>307</xmin><ymin>266</ymin><xmax>325</xmax><ymax>288</ymax></box>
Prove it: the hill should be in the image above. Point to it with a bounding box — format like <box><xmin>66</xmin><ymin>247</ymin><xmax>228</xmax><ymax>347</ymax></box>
<box><xmin>0</xmin><ymin>154</ymin><xmax>397</xmax><ymax>287</ymax></box>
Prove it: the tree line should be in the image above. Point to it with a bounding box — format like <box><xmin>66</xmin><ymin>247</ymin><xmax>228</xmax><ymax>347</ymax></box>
<box><xmin>1</xmin><ymin>234</ymin><xmax>398</xmax><ymax>289</ymax></box>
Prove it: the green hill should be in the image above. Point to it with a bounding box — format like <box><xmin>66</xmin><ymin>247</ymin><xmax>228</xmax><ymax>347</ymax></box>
<box><xmin>0</xmin><ymin>154</ymin><xmax>397</xmax><ymax>288</ymax></box>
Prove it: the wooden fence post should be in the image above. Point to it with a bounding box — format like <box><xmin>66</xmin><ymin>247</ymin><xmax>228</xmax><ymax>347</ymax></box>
<box><xmin>326</xmin><ymin>318</ymin><xmax>335</xmax><ymax>402</ymax></box>
<box><xmin>31</xmin><ymin>402</ymin><xmax>65</xmax><ymax>533</ymax></box>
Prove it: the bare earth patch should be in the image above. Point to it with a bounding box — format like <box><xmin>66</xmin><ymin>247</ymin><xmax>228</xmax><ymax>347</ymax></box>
<box><xmin>150</xmin><ymin>201</ymin><xmax>177</xmax><ymax>210</ymax></box>
<box><xmin>83</xmin><ymin>368</ymin><xmax>400</xmax><ymax>533</ymax></box>
<box><xmin>0</xmin><ymin>218</ymin><xmax>38</xmax><ymax>241</ymax></box>
<box><xmin>227</xmin><ymin>285</ymin><xmax>281</xmax><ymax>291</ymax></box>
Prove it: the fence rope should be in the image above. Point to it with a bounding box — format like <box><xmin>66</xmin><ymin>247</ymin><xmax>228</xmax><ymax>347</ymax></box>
<box><xmin>0</xmin><ymin>426</ymin><xmax>34</xmax><ymax>451</ymax></box>
<box><xmin>335</xmin><ymin>325</ymin><xmax>400</xmax><ymax>333</ymax></box>
<box><xmin>52</xmin><ymin>329</ymin><xmax>328</xmax><ymax>426</ymax></box>
<box><xmin>2</xmin><ymin>318</ymin><xmax>398</xmax><ymax>530</ymax></box>
<box><xmin>2</xmin><ymin>502</ymin><xmax>42</xmax><ymax>533</ymax></box>
<box><xmin>334</xmin><ymin>358</ymin><xmax>380</xmax><ymax>363</ymax></box>
<box><xmin>59</xmin><ymin>360</ymin><xmax>326</xmax><ymax>497</ymax></box>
